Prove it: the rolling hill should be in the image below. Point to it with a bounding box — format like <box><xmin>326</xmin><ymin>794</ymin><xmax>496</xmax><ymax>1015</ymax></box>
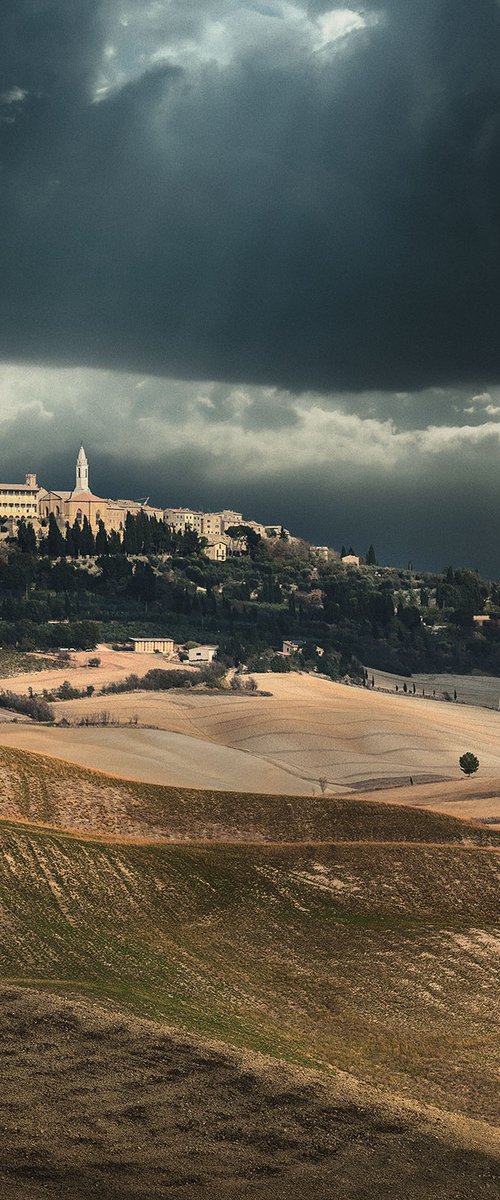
<box><xmin>2</xmin><ymin>672</ymin><xmax>500</xmax><ymax>813</ymax></box>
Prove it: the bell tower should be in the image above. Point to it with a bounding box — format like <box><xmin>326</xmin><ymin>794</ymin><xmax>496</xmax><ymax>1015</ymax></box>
<box><xmin>76</xmin><ymin>445</ymin><xmax>89</xmax><ymax>492</ymax></box>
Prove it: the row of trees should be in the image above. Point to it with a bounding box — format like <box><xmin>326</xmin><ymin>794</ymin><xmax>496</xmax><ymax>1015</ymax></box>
<box><xmin>18</xmin><ymin>512</ymin><xmax>205</xmax><ymax>560</ymax></box>
<box><xmin>0</xmin><ymin>619</ymin><xmax>99</xmax><ymax>652</ymax></box>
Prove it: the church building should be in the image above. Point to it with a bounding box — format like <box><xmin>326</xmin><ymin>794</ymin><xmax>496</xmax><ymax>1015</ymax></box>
<box><xmin>37</xmin><ymin>447</ymin><xmax>164</xmax><ymax>533</ymax></box>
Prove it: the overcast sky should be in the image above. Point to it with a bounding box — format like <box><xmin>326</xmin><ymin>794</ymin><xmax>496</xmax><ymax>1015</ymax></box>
<box><xmin>2</xmin><ymin>2</ymin><xmax>500</xmax><ymax>573</ymax></box>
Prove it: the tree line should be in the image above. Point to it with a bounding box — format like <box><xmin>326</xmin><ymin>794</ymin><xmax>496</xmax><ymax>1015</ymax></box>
<box><xmin>18</xmin><ymin>511</ymin><xmax>205</xmax><ymax>559</ymax></box>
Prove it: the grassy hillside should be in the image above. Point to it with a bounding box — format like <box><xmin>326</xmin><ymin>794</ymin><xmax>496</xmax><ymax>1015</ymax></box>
<box><xmin>0</xmin><ymin>814</ymin><xmax>498</xmax><ymax>1121</ymax></box>
<box><xmin>0</xmin><ymin>745</ymin><xmax>497</xmax><ymax>844</ymax></box>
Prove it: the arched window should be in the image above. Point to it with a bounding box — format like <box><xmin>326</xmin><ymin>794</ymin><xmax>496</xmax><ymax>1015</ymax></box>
<box><xmin>45</xmin><ymin>506</ymin><xmax>49</xmax><ymax>517</ymax></box>
<box><xmin>55</xmin><ymin>505</ymin><xmax>60</xmax><ymax>517</ymax></box>
<box><xmin>96</xmin><ymin>510</ymin><xmax>101</xmax><ymax>521</ymax></box>
<box><xmin>76</xmin><ymin>509</ymin><xmax>82</xmax><ymax>523</ymax></box>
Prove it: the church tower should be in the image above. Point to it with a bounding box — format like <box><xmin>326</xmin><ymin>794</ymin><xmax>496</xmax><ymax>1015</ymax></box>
<box><xmin>76</xmin><ymin>445</ymin><xmax>89</xmax><ymax>492</ymax></box>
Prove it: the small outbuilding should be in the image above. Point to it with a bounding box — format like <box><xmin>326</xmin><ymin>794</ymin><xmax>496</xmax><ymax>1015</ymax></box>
<box><xmin>187</xmin><ymin>644</ymin><xmax>218</xmax><ymax>663</ymax></box>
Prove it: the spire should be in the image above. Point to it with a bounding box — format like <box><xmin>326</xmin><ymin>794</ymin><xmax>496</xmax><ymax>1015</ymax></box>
<box><xmin>76</xmin><ymin>445</ymin><xmax>89</xmax><ymax>492</ymax></box>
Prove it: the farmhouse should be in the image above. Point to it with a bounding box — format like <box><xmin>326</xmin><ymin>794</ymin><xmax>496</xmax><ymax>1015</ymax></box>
<box><xmin>282</xmin><ymin>639</ymin><xmax>304</xmax><ymax>656</ymax></box>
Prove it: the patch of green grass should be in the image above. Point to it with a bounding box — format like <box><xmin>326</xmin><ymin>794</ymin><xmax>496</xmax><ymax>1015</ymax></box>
<box><xmin>0</xmin><ymin>649</ymin><xmax>55</xmax><ymax>677</ymax></box>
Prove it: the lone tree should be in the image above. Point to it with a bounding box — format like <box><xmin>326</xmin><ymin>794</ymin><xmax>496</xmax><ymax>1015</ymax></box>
<box><xmin>459</xmin><ymin>752</ymin><xmax>479</xmax><ymax>776</ymax></box>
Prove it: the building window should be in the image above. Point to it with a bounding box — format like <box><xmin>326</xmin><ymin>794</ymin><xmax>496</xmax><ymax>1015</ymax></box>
<box><xmin>76</xmin><ymin>510</ymin><xmax>82</xmax><ymax>523</ymax></box>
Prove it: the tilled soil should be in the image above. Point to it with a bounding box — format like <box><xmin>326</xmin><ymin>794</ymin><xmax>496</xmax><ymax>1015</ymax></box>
<box><xmin>0</xmin><ymin>987</ymin><xmax>498</xmax><ymax>1200</ymax></box>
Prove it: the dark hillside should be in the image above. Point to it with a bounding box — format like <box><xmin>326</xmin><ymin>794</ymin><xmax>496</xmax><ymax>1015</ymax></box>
<box><xmin>0</xmin><ymin>987</ymin><xmax>498</xmax><ymax>1200</ymax></box>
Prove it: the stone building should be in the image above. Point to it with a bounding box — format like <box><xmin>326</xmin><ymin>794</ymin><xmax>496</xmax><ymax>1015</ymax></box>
<box><xmin>38</xmin><ymin>447</ymin><xmax>164</xmax><ymax>533</ymax></box>
<box><xmin>341</xmin><ymin>554</ymin><xmax>360</xmax><ymax>567</ymax></box>
<box><xmin>0</xmin><ymin>474</ymin><xmax>40</xmax><ymax>522</ymax></box>
<box><xmin>1</xmin><ymin>448</ymin><xmax>287</xmax><ymax>550</ymax></box>
<box><xmin>204</xmin><ymin>540</ymin><xmax>227</xmax><ymax>562</ymax></box>
<box><xmin>187</xmin><ymin>644</ymin><xmax>218</xmax><ymax>663</ymax></box>
<box><xmin>164</xmin><ymin>507</ymin><xmax>244</xmax><ymax>538</ymax></box>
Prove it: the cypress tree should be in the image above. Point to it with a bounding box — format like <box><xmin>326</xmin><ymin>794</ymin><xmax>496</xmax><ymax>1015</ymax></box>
<box><xmin>108</xmin><ymin>529</ymin><xmax>121</xmax><ymax>555</ymax></box>
<box><xmin>17</xmin><ymin>521</ymin><xmax>28</xmax><ymax>553</ymax></box>
<box><xmin>47</xmin><ymin>513</ymin><xmax>66</xmax><ymax>558</ymax></box>
<box><xmin>64</xmin><ymin>522</ymin><xmax>74</xmax><ymax>557</ymax></box>
<box><xmin>123</xmin><ymin>512</ymin><xmax>139</xmax><ymax>555</ymax></box>
<box><xmin>80</xmin><ymin>516</ymin><xmax>95</xmax><ymax>557</ymax></box>
<box><xmin>23</xmin><ymin>522</ymin><xmax>37</xmax><ymax>554</ymax></box>
<box><xmin>96</xmin><ymin>520</ymin><xmax>108</xmax><ymax>556</ymax></box>
<box><xmin>71</xmin><ymin>519</ymin><xmax>81</xmax><ymax>558</ymax></box>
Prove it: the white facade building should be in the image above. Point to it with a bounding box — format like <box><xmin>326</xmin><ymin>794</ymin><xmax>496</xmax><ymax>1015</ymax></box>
<box><xmin>187</xmin><ymin>644</ymin><xmax>218</xmax><ymax>663</ymax></box>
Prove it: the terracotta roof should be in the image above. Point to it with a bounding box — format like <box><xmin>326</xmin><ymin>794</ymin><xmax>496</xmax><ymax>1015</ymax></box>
<box><xmin>0</xmin><ymin>483</ymin><xmax>40</xmax><ymax>492</ymax></box>
<box><xmin>66</xmin><ymin>489</ymin><xmax>105</xmax><ymax>503</ymax></box>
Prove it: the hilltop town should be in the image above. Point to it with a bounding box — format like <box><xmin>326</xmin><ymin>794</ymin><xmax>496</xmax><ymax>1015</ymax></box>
<box><xmin>0</xmin><ymin>446</ymin><xmax>498</xmax><ymax>685</ymax></box>
<box><xmin>0</xmin><ymin>445</ymin><xmax>366</xmax><ymax>567</ymax></box>
<box><xmin>0</xmin><ymin>445</ymin><xmax>302</xmax><ymax>561</ymax></box>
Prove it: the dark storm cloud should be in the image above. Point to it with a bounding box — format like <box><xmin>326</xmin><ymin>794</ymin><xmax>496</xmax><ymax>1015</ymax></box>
<box><xmin>3</xmin><ymin>1</ymin><xmax>500</xmax><ymax>576</ymax></box>
<box><xmin>2</xmin><ymin>1</ymin><xmax>500</xmax><ymax>393</ymax></box>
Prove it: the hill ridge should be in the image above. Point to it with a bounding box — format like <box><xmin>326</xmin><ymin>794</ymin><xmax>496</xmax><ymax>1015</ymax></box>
<box><xmin>0</xmin><ymin>744</ymin><xmax>497</xmax><ymax>846</ymax></box>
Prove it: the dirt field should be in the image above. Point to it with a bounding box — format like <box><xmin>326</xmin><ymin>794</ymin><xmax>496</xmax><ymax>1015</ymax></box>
<box><xmin>6</xmin><ymin>672</ymin><xmax>499</xmax><ymax>813</ymax></box>
<box><xmin>354</xmin><ymin>777</ymin><xmax>500</xmax><ymax>821</ymax></box>
<box><xmin>0</xmin><ymin>815</ymin><xmax>498</xmax><ymax>1117</ymax></box>
<box><xmin>1</xmin><ymin>988</ymin><xmax>498</xmax><ymax>1200</ymax></box>
<box><xmin>0</xmin><ymin>724</ymin><xmax>312</xmax><ymax>794</ymax></box>
<box><xmin>0</xmin><ymin>644</ymin><xmax>192</xmax><ymax>697</ymax></box>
